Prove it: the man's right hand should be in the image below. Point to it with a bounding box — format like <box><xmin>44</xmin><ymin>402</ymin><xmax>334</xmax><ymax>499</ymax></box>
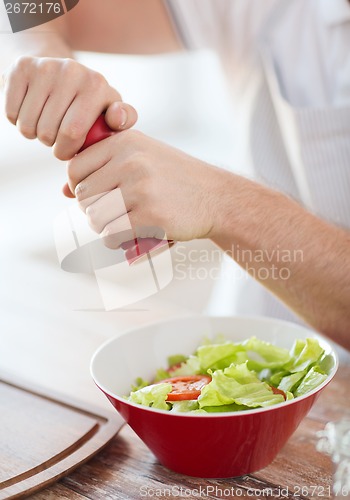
<box><xmin>2</xmin><ymin>56</ymin><xmax>138</xmax><ymax>160</ymax></box>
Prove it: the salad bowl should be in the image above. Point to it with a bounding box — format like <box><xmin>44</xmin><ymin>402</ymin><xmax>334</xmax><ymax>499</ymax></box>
<box><xmin>90</xmin><ymin>316</ymin><xmax>338</xmax><ymax>478</ymax></box>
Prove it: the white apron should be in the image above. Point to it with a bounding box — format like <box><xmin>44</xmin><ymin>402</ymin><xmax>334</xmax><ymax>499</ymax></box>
<box><xmin>207</xmin><ymin>0</ymin><xmax>350</xmax><ymax>359</ymax></box>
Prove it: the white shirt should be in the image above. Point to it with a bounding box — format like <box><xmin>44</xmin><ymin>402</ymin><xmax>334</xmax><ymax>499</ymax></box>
<box><xmin>165</xmin><ymin>0</ymin><xmax>350</xmax><ymax>354</ymax></box>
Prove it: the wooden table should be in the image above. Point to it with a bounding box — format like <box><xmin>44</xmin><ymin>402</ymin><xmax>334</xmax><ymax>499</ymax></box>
<box><xmin>28</xmin><ymin>365</ymin><xmax>349</xmax><ymax>500</ymax></box>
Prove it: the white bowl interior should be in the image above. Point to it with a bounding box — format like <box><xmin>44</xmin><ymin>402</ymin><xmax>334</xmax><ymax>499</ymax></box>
<box><xmin>91</xmin><ymin>315</ymin><xmax>338</xmax><ymax>401</ymax></box>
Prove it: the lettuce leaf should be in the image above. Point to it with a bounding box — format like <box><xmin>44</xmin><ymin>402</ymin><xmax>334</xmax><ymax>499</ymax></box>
<box><xmin>286</xmin><ymin>338</ymin><xmax>324</xmax><ymax>373</ymax></box>
<box><xmin>196</xmin><ymin>342</ymin><xmax>248</xmax><ymax>372</ymax></box>
<box><xmin>318</xmin><ymin>353</ymin><xmax>335</xmax><ymax>373</ymax></box>
<box><xmin>171</xmin><ymin>400</ymin><xmax>200</xmax><ymax>412</ymax></box>
<box><xmin>244</xmin><ymin>337</ymin><xmax>291</xmax><ymax>371</ymax></box>
<box><xmin>201</xmin><ymin>403</ymin><xmax>249</xmax><ymax>413</ymax></box>
<box><xmin>294</xmin><ymin>367</ymin><xmax>327</xmax><ymax>397</ymax></box>
<box><xmin>128</xmin><ymin>382</ymin><xmax>172</xmax><ymax>410</ymax></box>
<box><xmin>198</xmin><ymin>363</ymin><xmax>284</xmax><ymax>409</ymax></box>
<box><xmin>278</xmin><ymin>370</ymin><xmax>307</xmax><ymax>393</ymax></box>
<box><xmin>269</xmin><ymin>370</ymin><xmax>289</xmax><ymax>386</ymax></box>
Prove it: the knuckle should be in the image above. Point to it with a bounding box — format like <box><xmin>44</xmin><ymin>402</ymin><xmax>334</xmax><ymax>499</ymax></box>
<box><xmin>86</xmin><ymin>204</ymin><xmax>99</xmax><ymax>229</ymax></box>
<box><xmin>88</xmin><ymin>70</ymin><xmax>107</xmax><ymax>91</ymax></box>
<box><xmin>124</xmin><ymin>151</ymin><xmax>147</xmax><ymax>172</ymax></box>
<box><xmin>101</xmin><ymin>225</ymin><xmax>116</xmax><ymax>249</ymax></box>
<box><xmin>37</xmin><ymin>128</ymin><xmax>56</xmax><ymax>146</ymax></box>
<box><xmin>74</xmin><ymin>182</ymin><xmax>86</xmax><ymax>201</ymax></box>
<box><xmin>15</xmin><ymin>55</ymin><xmax>32</xmax><ymax>72</ymax></box>
<box><xmin>122</xmin><ymin>158</ymin><xmax>138</xmax><ymax>176</ymax></box>
<box><xmin>85</xmin><ymin>204</ymin><xmax>94</xmax><ymax>218</ymax></box>
<box><xmin>135</xmin><ymin>179</ymin><xmax>150</xmax><ymax>201</ymax></box>
<box><xmin>60</xmin><ymin>119</ymin><xmax>85</xmax><ymax>141</ymax></box>
<box><xmin>18</xmin><ymin>122</ymin><xmax>36</xmax><ymax>139</ymax></box>
<box><xmin>37</xmin><ymin>58</ymin><xmax>56</xmax><ymax>77</ymax></box>
<box><xmin>54</xmin><ymin>147</ymin><xmax>71</xmax><ymax>161</ymax></box>
<box><xmin>62</xmin><ymin>59</ymin><xmax>82</xmax><ymax>78</ymax></box>
<box><xmin>130</xmin><ymin>149</ymin><xmax>145</xmax><ymax>164</ymax></box>
<box><xmin>5</xmin><ymin>57</ymin><xmax>31</xmax><ymax>85</ymax></box>
<box><xmin>115</xmin><ymin>160</ymin><xmax>136</xmax><ymax>184</ymax></box>
<box><xmin>128</xmin><ymin>153</ymin><xmax>150</xmax><ymax>181</ymax></box>
<box><xmin>139</xmin><ymin>196</ymin><xmax>158</xmax><ymax>222</ymax></box>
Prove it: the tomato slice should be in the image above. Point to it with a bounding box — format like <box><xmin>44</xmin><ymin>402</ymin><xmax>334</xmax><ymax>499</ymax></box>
<box><xmin>161</xmin><ymin>375</ymin><xmax>211</xmax><ymax>401</ymax></box>
<box><xmin>270</xmin><ymin>385</ymin><xmax>287</xmax><ymax>400</ymax></box>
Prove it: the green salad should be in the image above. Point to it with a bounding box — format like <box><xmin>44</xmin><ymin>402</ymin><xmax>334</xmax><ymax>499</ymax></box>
<box><xmin>127</xmin><ymin>336</ymin><xmax>333</xmax><ymax>414</ymax></box>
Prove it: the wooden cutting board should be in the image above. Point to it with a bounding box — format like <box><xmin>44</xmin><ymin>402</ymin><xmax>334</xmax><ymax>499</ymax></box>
<box><xmin>0</xmin><ymin>371</ymin><xmax>124</xmax><ymax>499</ymax></box>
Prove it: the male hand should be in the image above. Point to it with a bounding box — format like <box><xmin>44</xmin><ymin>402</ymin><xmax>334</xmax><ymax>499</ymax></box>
<box><xmin>66</xmin><ymin>130</ymin><xmax>225</xmax><ymax>248</ymax></box>
<box><xmin>2</xmin><ymin>56</ymin><xmax>137</xmax><ymax>160</ymax></box>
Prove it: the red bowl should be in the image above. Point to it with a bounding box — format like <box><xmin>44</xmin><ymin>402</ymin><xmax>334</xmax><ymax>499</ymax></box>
<box><xmin>90</xmin><ymin>316</ymin><xmax>338</xmax><ymax>478</ymax></box>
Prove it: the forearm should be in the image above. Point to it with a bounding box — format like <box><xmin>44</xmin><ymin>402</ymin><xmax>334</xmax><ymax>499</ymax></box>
<box><xmin>1</xmin><ymin>0</ymin><xmax>180</xmax><ymax>69</ymax></box>
<box><xmin>210</xmin><ymin>173</ymin><xmax>350</xmax><ymax>350</ymax></box>
<box><xmin>5</xmin><ymin>17</ymin><xmax>72</xmax><ymax>59</ymax></box>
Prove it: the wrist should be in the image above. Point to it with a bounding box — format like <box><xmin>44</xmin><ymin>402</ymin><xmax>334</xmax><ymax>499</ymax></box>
<box><xmin>10</xmin><ymin>27</ymin><xmax>73</xmax><ymax>59</ymax></box>
<box><xmin>26</xmin><ymin>35</ymin><xmax>73</xmax><ymax>58</ymax></box>
<box><xmin>205</xmin><ymin>168</ymin><xmax>239</xmax><ymax>242</ymax></box>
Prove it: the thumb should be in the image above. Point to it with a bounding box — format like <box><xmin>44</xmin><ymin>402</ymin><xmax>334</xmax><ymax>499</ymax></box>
<box><xmin>105</xmin><ymin>101</ymin><xmax>138</xmax><ymax>131</ymax></box>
